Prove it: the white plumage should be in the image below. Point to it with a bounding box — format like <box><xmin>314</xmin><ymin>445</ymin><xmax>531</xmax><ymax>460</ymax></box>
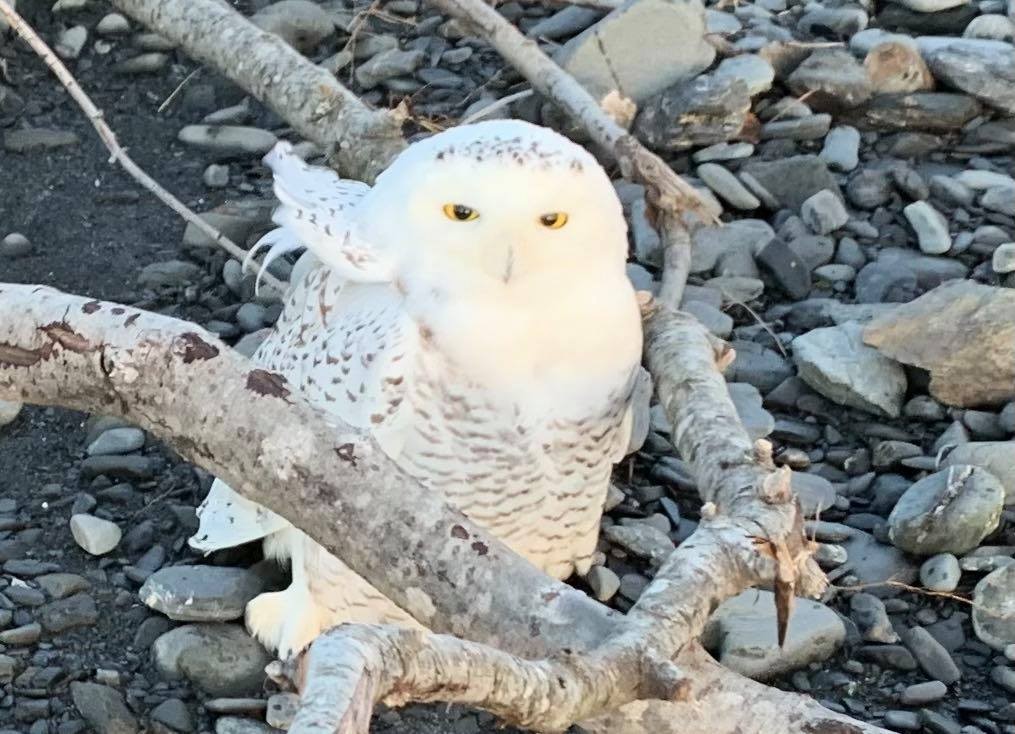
<box><xmin>190</xmin><ymin>119</ymin><xmax>643</xmax><ymax>659</ymax></box>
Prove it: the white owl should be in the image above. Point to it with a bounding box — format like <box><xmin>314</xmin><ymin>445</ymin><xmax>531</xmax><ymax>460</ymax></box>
<box><xmin>189</xmin><ymin>119</ymin><xmax>643</xmax><ymax>659</ymax></box>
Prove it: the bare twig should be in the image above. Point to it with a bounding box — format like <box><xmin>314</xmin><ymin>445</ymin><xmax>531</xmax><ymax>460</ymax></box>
<box><xmin>460</xmin><ymin>89</ymin><xmax>535</xmax><ymax>124</ymax></box>
<box><xmin>157</xmin><ymin>67</ymin><xmax>200</xmax><ymax>113</ymax></box>
<box><xmin>0</xmin><ymin>1</ymin><xmax>285</xmax><ymax>294</ymax></box>
<box><xmin>834</xmin><ymin>579</ymin><xmax>1015</xmax><ymax>618</ymax></box>
<box><xmin>722</xmin><ymin>299</ymin><xmax>789</xmax><ymax>357</ymax></box>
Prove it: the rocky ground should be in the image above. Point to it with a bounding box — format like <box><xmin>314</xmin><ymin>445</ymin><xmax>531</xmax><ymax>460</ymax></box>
<box><xmin>1</xmin><ymin>0</ymin><xmax>1015</xmax><ymax>732</ymax></box>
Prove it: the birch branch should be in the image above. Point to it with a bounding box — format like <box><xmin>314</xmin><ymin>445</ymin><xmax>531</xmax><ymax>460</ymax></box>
<box><xmin>110</xmin><ymin>0</ymin><xmax>407</xmax><ymax>182</ymax></box>
<box><xmin>0</xmin><ymin>0</ymin><xmax>284</xmax><ymax>294</ymax></box>
<box><xmin>275</xmin><ymin>305</ymin><xmax>851</xmax><ymax>734</ymax></box>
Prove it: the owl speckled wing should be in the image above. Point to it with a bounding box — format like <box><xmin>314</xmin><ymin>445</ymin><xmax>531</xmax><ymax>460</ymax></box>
<box><xmin>190</xmin><ymin>144</ymin><xmax>415</xmax><ymax>555</ymax></box>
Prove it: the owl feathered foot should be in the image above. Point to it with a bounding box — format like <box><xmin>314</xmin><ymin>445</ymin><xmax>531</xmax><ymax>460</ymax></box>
<box><xmin>246</xmin><ymin>585</ymin><xmax>322</xmax><ymax>662</ymax></box>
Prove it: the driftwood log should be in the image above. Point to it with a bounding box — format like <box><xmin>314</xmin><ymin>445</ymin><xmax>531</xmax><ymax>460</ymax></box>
<box><xmin>1</xmin><ymin>1</ymin><xmax>894</xmax><ymax>732</ymax></box>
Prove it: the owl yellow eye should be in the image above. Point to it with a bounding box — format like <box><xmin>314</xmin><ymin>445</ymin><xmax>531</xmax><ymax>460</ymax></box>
<box><xmin>539</xmin><ymin>212</ymin><xmax>568</xmax><ymax>229</ymax></box>
<box><xmin>443</xmin><ymin>203</ymin><xmax>479</xmax><ymax>222</ymax></box>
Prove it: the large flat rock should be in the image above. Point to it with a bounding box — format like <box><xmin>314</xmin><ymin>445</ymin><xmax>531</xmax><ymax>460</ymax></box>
<box><xmin>864</xmin><ymin>281</ymin><xmax>1015</xmax><ymax>407</ymax></box>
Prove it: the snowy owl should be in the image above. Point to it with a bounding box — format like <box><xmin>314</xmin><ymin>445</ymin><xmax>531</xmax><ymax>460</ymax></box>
<box><xmin>190</xmin><ymin>119</ymin><xmax>643</xmax><ymax>659</ymax></box>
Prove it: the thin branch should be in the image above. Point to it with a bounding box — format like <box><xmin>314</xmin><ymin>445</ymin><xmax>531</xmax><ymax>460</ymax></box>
<box><xmin>157</xmin><ymin>67</ymin><xmax>200</xmax><ymax>113</ymax></box>
<box><xmin>0</xmin><ymin>1</ymin><xmax>284</xmax><ymax>294</ymax></box>
<box><xmin>461</xmin><ymin>89</ymin><xmax>535</xmax><ymax>124</ymax></box>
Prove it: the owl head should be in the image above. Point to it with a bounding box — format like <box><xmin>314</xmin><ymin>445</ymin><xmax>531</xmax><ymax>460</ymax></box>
<box><xmin>356</xmin><ymin>119</ymin><xmax>629</xmax><ymax>291</ymax></box>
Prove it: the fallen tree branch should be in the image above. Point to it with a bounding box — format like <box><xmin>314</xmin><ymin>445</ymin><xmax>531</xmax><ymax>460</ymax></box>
<box><xmin>289</xmin><ymin>624</ymin><xmax>686</xmax><ymax>734</ymax></box>
<box><xmin>111</xmin><ymin>0</ymin><xmax>407</xmax><ymax>182</ymax></box>
<box><xmin>0</xmin><ymin>0</ymin><xmax>284</xmax><ymax>294</ymax></box>
<box><xmin>0</xmin><ymin>283</ymin><xmax>887</xmax><ymax>734</ymax></box>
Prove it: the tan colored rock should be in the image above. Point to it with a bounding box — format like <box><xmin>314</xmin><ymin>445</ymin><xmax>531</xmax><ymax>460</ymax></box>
<box><xmin>864</xmin><ymin>41</ymin><xmax>935</xmax><ymax>95</ymax></box>
<box><xmin>864</xmin><ymin>281</ymin><xmax>1015</xmax><ymax>407</ymax></box>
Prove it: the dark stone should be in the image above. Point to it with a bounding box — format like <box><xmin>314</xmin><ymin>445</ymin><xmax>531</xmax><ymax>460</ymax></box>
<box><xmin>786</xmin><ymin>49</ymin><xmax>872</xmax><ymax>110</ymax></box>
<box><xmin>132</xmin><ymin>615</ymin><xmax>173</xmax><ymax>650</ymax></box>
<box><xmin>70</xmin><ymin>682</ymin><xmax>138</xmax><ymax>734</ymax></box>
<box><xmin>3</xmin><ymin>128</ymin><xmax>80</xmax><ymax>153</ymax></box>
<box><xmin>919</xmin><ymin>709</ymin><xmax>961</xmax><ymax>734</ymax></box>
<box><xmin>870</xmin><ymin>474</ymin><xmax>911</xmax><ymax>515</ymax></box>
<box><xmin>878</xmin><ymin>2</ymin><xmax>978</xmax><ymax>35</ymax></box>
<box><xmin>740</xmin><ymin>155</ymin><xmax>841</xmax><ymax>210</ymax></box>
<box><xmin>634</xmin><ymin>75</ymin><xmax>751</xmax><ymax>152</ymax></box>
<box><xmin>926</xmin><ymin>46</ymin><xmax>1015</xmax><ymax>116</ymax></box>
<box><xmin>901</xmin><ymin>626</ymin><xmax>962</xmax><ymax>684</ymax></box>
<box><xmin>757</xmin><ymin>237</ymin><xmax>812</xmax><ymax>299</ymax></box>
<box><xmin>860</xmin><ymin>641</ymin><xmax>917</xmax><ymax>670</ymax></box>
<box><xmin>80</xmin><ymin>455</ymin><xmax>157</xmax><ymax>481</ymax></box>
<box><xmin>924</xmin><ymin>613</ymin><xmax>966</xmax><ymax>652</ymax></box>
<box><xmin>854</xmin><ymin>261</ymin><xmax>919</xmax><ymax>303</ymax></box>
<box><xmin>150</xmin><ymin>698</ymin><xmax>193</xmax><ymax>733</ymax></box>
<box><xmin>40</xmin><ymin>593</ymin><xmax>99</xmax><ymax>633</ymax></box>
<box><xmin>856</xmin><ymin>93</ymin><xmax>982</xmax><ymax>133</ymax></box>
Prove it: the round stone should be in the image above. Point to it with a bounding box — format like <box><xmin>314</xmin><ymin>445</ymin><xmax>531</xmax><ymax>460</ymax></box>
<box><xmin>992</xmin><ymin>243</ymin><xmax>1015</xmax><ymax>274</ymax></box>
<box><xmin>973</xmin><ymin>564</ymin><xmax>1015</xmax><ymax>650</ymax></box>
<box><xmin>888</xmin><ymin>466</ymin><xmax>1005</xmax><ymax>555</ymax></box>
<box><xmin>70</xmin><ymin>514</ymin><xmax>122</xmax><ymax>555</ymax></box>
<box><xmin>96</xmin><ymin>12</ymin><xmax>130</xmax><ymax>35</ymax></box>
<box><xmin>203</xmin><ymin>164</ymin><xmax>230</xmax><ymax>188</ymax></box>
<box><xmin>1</xmin><ymin>232</ymin><xmax>32</xmax><ymax>258</ymax></box>
<box><xmin>920</xmin><ymin>553</ymin><xmax>961</xmax><ymax>592</ymax></box>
